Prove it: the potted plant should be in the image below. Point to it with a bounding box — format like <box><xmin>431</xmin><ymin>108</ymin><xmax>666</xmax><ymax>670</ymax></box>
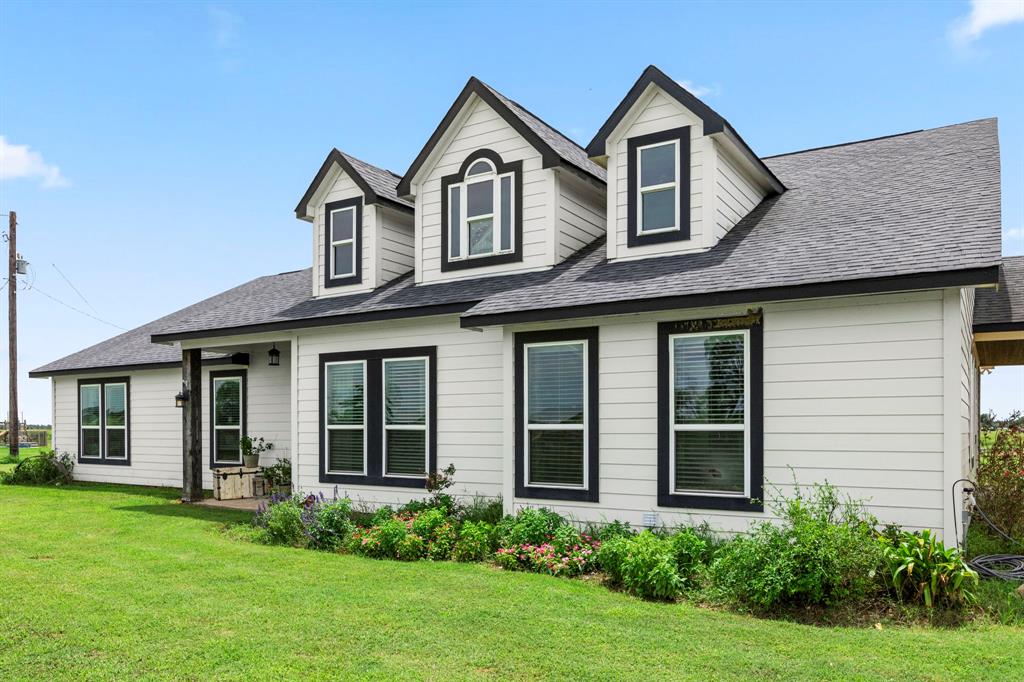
<box><xmin>239</xmin><ymin>436</ymin><xmax>273</xmax><ymax>469</ymax></box>
<box><xmin>263</xmin><ymin>457</ymin><xmax>292</xmax><ymax>494</ymax></box>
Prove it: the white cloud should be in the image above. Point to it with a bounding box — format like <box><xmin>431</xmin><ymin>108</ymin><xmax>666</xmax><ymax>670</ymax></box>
<box><xmin>677</xmin><ymin>80</ymin><xmax>720</xmax><ymax>99</ymax></box>
<box><xmin>208</xmin><ymin>6</ymin><xmax>241</xmax><ymax>49</ymax></box>
<box><xmin>0</xmin><ymin>136</ymin><xmax>69</xmax><ymax>188</ymax></box>
<box><xmin>1004</xmin><ymin>227</ymin><xmax>1024</xmax><ymax>240</ymax></box>
<box><xmin>950</xmin><ymin>0</ymin><xmax>1024</xmax><ymax>46</ymax></box>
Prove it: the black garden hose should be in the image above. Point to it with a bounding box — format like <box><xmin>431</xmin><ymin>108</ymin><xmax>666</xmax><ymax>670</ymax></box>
<box><xmin>953</xmin><ymin>478</ymin><xmax>1024</xmax><ymax>582</ymax></box>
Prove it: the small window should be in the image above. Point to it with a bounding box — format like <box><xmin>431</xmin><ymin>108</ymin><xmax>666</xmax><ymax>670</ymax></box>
<box><xmin>325</xmin><ymin>361</ymin><xmax>366</xmax><ymax>474</ymax></box>
<box><xmin>210</xmin><ymin>373</ymin><xmax>245</xmax><ymax>467</ymax></box>
<box><xmin>78</xmin><ymin>378</ymin><xmax>130</xmax><ymax>465</ymax></box>
<box><xmin>383</xmin><ymin>357</ymin><xmax>428</xmax><ymax>477</ymax></box>
<box><xmin>441</xmin><ymin>150</ymin><xmax>522</xmax><ymax>271</ymax></box>
<box><xmin>627</xmin><ymin>126</ymin><xmax>691</xmax><ymax>247</ymax></box>
<box><xmin>515</xmin><ymin>328</ymin><xmax>599</xmax><ymax>502</ymax></box>
<box><xmin>323</xmin><ymin>197</ymin><xmax>362</xmax><ymax>288</ymax></box>
<box><xmin>657</xmin><ymin>315</ymin><xmax>763</xmax><ymax>511</ymax></box>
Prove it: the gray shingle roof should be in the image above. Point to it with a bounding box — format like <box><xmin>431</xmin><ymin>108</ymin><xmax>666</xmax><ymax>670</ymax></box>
<box><xmin>32</xmin><ymin>119</ymin><xmax>1003</xmax><ymax>376</ymax></box>
<box><xmin>462</xmin><ymin>119</ymin><xmax>1002</xmax><ymax>323</ymax></box>
<box><xmin>974</xmin><ymin>256</ymin><xmax>1024</xmax><ymax>329</ymax></box>
<box><xmin>338</xmin><ymin>151</ymin><xmax>412</xmax><ymax>209</ymax></box>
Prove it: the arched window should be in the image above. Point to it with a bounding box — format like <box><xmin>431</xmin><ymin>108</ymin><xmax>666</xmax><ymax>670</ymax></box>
<box><xmin>447</xmin><ymin>154</ymin><xmax>515</xmax><ymax>261</ymax></box>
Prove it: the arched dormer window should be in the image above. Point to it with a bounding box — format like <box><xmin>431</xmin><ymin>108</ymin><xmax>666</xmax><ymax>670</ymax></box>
<box><xmin>441</xmin><ymin>149</ymin><xmax>522</xmax><ymax>272</ymax></box>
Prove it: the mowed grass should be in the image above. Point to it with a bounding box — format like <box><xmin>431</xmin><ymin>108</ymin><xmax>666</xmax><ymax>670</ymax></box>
<box><xmin>0</xmin><ymin>484</ymin><xmax>1021</xmax><ymax>681</ymax></box>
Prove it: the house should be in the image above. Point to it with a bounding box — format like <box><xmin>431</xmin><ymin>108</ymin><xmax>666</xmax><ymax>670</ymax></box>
<box><xmin>30</xmin><ymin>65</ymin><xmax>1022</xmax><ymax>541</ymax></box>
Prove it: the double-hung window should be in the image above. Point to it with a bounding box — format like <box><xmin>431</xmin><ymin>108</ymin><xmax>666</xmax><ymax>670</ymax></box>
<box><xmin>320</xmin><ymin>347</ymin><xmax>436</xmax><ymax>487</ymax></box>
<box><xmin>515</xmin><ymin>328</ymin><xmax>599</xmax><ymax>502</ymax></box>
<box><xmin>627</xmin><ymin>126</ymin><xmax>691</xmax><ymax>246</ymax></box>
<box><xmin>658</xmin><ymin>315</ymin><xmax>763</xmax><ymax>511</ymax></box>
<box><xmin>210</xmin><ymin>371</ymin><xmax>245</xmax><ymax>467</ymax></box>
<box><xmin>441</xmin><ymin>150</ymin><xmax>522</xmax><ymax>271</ymax></box>
<box><xmin>78</xmin><ymin>378</ymin><xmax>129</xmax><ymax>465</ymax></box>
<box><xmin>324</xmin><ymin>197</ymin><xmax>362</xmax><ymax>287</ymax></box>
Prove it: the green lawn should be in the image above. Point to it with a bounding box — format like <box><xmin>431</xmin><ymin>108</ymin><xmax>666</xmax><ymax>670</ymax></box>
<box><xmin>0</xmin><ymin>484</ymin><xmax>1021</xmax><ymax>681</ymax></box>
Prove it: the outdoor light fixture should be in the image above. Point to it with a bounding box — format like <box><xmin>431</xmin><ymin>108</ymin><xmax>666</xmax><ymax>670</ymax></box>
<box><xmin>268</xmin><ymin>343</ymin><xmax>281</xmax><ymax>367</ymax></box>
<box><xmin>174</xmin><ymin>385</ymin><xmax>189</xmax><ymax>408</ymax></box>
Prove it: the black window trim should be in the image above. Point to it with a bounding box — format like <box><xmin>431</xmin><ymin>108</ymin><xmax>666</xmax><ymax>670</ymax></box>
<box><xmin>318</xmin><ymin>346</ymin><xmax>437</xmax><ymax>488</ymax></box>
<box><xmin>514</xmin><ymin>327</ymin><xmax>599</xmax><ymax>502</ymax></box>
<box><xmin>209</xmin><ymin>369</ymin><xmax>248</xmax><ymax>469</ymax></box>
<box><xmin>76</xmin><ymin>376</ymin><xmax>131</xmax><ymax>466</ymax></box>
<box><xmin>627</xmin><ymin>126</ymin><xmax>691</xmax><ymax>247</ymax></box>
<box><xmin>657</xmin><ymin>313</ymin><xmax>763</xmax><ymax>511</ymax></box>
<box><xmin>440</xmin><ymin>149</ymin><xmax>523</xmax><ymax>272</ymax></box>
<box><xmin>323</xmin><ymin>196</ymin><xmax>363</xmax><ymax>289</ymax></box>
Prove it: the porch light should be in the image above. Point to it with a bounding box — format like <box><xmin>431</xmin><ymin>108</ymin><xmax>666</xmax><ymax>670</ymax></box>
<box><xmin>174</xmin><ymin>386</ymin><xmax>189</xmax><ymax>408</ymax></box>
<box><xmin>268</xmin><ymin>344</ymin><xmax>281</xmax><ymax>367</ymax></box>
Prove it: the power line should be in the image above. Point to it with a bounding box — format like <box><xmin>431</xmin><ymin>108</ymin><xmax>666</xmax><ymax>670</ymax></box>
<box><xmin>51</xmin><ymin>262</ymin><xmax>98</xmax><ymax>314</ymax></box>
<box><xmin>26</xmin><ymin>283</ymin><xmax>128</xmax><ymax>331</ymax></box>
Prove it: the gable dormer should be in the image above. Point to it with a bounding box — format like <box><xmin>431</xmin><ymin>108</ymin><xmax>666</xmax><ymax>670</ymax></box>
<box><xmin>397</xmin><ymin>77</ymin><xmax>606</xmax><ymax>285</ymax></box>
<box><xmin>295</xmin><ymin>150</ymin><xmax>415</xmax><ymax>298</ymax></box>
<box><xmin>587</xmin><ymin>66</ymin><xmax>785</xmax><ymax>262</ymax></box>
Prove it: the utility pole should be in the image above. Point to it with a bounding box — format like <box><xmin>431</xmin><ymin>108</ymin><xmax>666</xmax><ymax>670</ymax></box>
<box><xmin>7</xmin><ymin>211</ymin><xmax>18</xmax><ymax>460</ymax></box>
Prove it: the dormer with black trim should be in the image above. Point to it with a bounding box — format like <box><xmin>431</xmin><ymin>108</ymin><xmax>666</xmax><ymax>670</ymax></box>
<box><xmin>397</xmin><ymin>77</ymin><xmax>607</xmax><ymax>285</ymax></box>
<box><xmin>587</xmin><ymin>66</ymin><xmax>785</xmax><ymax>262</ymax></box>
<box><xmin>295</xmin><ymin>150</ymin><xmax>415</xmax><ymax>298</ymax></box>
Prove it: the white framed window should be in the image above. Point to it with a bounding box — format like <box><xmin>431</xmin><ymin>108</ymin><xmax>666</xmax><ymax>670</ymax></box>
<box><xmin>329</xmin><ymin>205</ymin><xmax>357</xmax><ymax>279</ymax></box>
<box><xmin>669</xmin><ymin>329</ymin><xmax>749</xmax><ymax>497</ymax></box>
<box><xmin>324</xmin><ymin>360</ymin><xmax>367</xmax><ymax>474</ymax></box>
<box><xmin>448</xmin><ymin>158</ymin><xmax>515</xmax><ymax>261</ymax></box>
<box><xmin>382</xmin><ymin>357</ymin><xmax>429</xmax><ymax>478</ymax></box>
<box><xmin>79</xmin><ymin>379</ymin><xmax>128</xmax><ymax>463</ymax></box>
<box><xmin>212</xmin><ymin>375</ymin><xmax>243</xmax><ymax>465</ymax></box>
<box><xmin>636</xmin><ymin>139</ymin><xmax>679</xmax><ymax>234</ymax></box>
<box><xmin>524</xmin><ymin>339</ymin><xmax>587</xmax><ymax>489</ymax></box>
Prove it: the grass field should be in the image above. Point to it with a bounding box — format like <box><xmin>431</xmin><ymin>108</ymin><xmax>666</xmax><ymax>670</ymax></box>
<box><xmin>0</xmin><ymin>483</ymin><xmax>1021</xmax><ymax>680</ymax></box>
<box><xmin>0</xmin><ymin>447</ymin><xmax>46</xmax><ymax>474</ymax></box>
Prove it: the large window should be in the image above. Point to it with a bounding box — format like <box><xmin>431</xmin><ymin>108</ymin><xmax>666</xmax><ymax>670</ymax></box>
<box><xmin>320</xmin><ymin>347</ymin><xmax>436</xmax><ymax>487</ymax></box>
<box><xmin>210</xmin><ymin>371</ymin><xmax>246</xmax><ymax>468</ymax></box>
<box><xmin>657</xmin><ymin>314</ymin><xmax>763</xmax><ymax>511</ymax></box>
<box><xmin>515</xmin><ymin>328</ymin><xmax>599</xmax><ymax>502</ymax></box>
<box><xmin>627</xmin><ymin>126</ymin><xmax>691</xmax><ymax>247</ymax></box>
<box><xmin>323</xmin><ymin>197</ymin><xmax>362</xmax><ymax>288</ymax></box>
<box><xmin>78</xmin><ymin>377</ymin><xmax>129</xmax><ymax>465</ymax></box>
<box><xmin>441</xmin><ymin>150</ymin><xmax>522</xmax><ymax>271</ymax></box>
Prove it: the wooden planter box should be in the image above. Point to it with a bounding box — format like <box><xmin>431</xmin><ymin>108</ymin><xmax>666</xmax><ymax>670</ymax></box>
<box><xmin>212</xmin><ymin>467</ymin><xmax>265</xmax><ymax>500</ymax></box>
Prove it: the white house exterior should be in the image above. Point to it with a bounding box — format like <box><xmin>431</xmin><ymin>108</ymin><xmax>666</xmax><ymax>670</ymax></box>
<box><xmin>32</xmin><ymin>66</ymin><xmax>1020</xmax><ymax>542</ymax></box>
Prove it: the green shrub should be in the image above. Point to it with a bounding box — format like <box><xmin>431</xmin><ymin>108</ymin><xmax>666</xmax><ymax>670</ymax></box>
<box><xmin>709</xmin><ymin>482</ymin><xmax>883</xmax><ymax>609</ymax></box>
<box><xmin>453</xmin><ymin>521</ymin><xmax>496</xmax><ymax>562</ymax></box>
<box><xmin>459</xmin><ymin>496</ymin><xmax>504</xmax><ymax>525</ymax></box>
<box><xmin>0</xmin><ymin>451</ymin><xmax>74</xmax><ymax>486</ymax></box>
<box><xmin>427</xmin><ymin>521</ymin><xmax>457</xmax><ymax>561</ymax></box>
<box><xmin>976</xmin><ymin>426</ymin><xmax>1024</xmax><ymax>541</ymax></box>
<box><xmin>257</xmin><ymin>499</ymin><xmax>305</xmax><ymax>546</ymax></box>
<box><xmin>253</xmin><ymin>492</ymin><xmax>354</xmax><ymax>550</ymax></box>
<box><xmin>411</xmin><ymin>507</ymin><xmax>448</xmax><ymax>539</ymax></box>
<box><xmin>397</xmin><ymin>532</ymin><xmax>426</xmax><ymax>561</ymax></box>
<box><xmin>587</xmin><ymin>520</ymin><xmax>635</xmax><ymax>543</ymax></box>
<box><xmin>307</xmin><ymin>497</ymin><xmax>353</xmax><ymax>551</ymax></box>
<box><xmin>598</xmin><ymin>532</ymin><xmax>682</xmax><ymax>600</ymax></box>
<box><xmin>880</xmin><ymin>529</ymin><xmax>978</xmax><ymax>608</ymax></box>
<box><xmin>370</xmin><ymin>505</ymin><xmax>395</xmax><ymax>526</ymax></box>
<box><xmin>496</xmin><ymin>507</ymin><xmax>565</xmax><ymax>547</ymax></box>
<box><xmin>350</xmin><ymin>517</ymin><xmax>409</xmax><ymax>558</ymax></box>
<box><xmin>670</xmin><ymin>528</ymin><xmax>710</xmax><ymax>578</ymax></box>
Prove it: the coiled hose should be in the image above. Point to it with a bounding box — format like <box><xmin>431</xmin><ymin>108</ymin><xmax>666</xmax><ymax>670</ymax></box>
<box><xmin>953</xmin><ymin>479</ymin><xmax>1024</xmax><ymax>582</ymax></box>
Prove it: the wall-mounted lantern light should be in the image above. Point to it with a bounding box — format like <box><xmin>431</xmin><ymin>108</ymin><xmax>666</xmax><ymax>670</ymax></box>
<box><xmin>174</xmin><ymin>385</ymin><xmax>189</xmax><ymax>408</ymax></box>
<box><xmin>268</xmin><ymin>343</ymin><xmax>281</xmax><ymax>367</ymax></box>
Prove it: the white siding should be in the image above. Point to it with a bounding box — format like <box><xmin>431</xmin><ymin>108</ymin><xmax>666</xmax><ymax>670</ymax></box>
<box><xmin>294</xmin><ymin>316</ymin><xmax>504</xmax><ymax>503</ymax></box>
<box><xmin>416</xmin><ymin>95</ymin><xmax>554</xmax><ymax>284</ymax></box>
<box><xmin>556</xmin><ymin>172</ymin><xmax>606</xmax><ymax>260</ymax></box>
<box><xmin>376</xmin><ymin>205</ymin><xmax>415</xmax><ymax>284</ymax></box>
<box><xmin>312</xmin><ymin>168</ymin><xmax>376</xmax><ymax>298</ymax></box>
<box><xmin>715</xmin><ymin>143</ymin><xmax>766</xmax><ymax>241</ymax></box>
<box><xmin>52</xmin><ymin>349</ymin><xmax>292</xmax><ymax>489</ymax></box>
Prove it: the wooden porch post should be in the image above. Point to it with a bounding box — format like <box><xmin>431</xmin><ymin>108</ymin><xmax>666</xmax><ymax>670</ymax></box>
<box><xmin>181</xmin><ymin>348</ymin><xmax>203</xmax><ymax>502</ymax></box>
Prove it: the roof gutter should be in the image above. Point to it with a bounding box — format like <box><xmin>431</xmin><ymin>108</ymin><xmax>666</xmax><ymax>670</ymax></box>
<box><xmin>459</xmin><ymin>265</ymin><xmax>1001</xmax><ymax>328</ymax></box>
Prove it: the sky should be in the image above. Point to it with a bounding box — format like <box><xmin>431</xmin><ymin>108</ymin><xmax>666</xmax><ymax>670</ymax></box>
<box><xmin>1</xmin><ymin>0</ymin><xmax>1022</xmax><ymax>423</ymax></box>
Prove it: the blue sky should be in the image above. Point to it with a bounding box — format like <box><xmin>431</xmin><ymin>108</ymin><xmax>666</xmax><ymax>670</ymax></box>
<box><xmin>1</xmin><ymin>0</ymin><xmax>1022</xmax><ymax>422</ymax></box>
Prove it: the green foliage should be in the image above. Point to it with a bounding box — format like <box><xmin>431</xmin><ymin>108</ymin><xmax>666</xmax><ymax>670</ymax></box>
<box><xmin>411</xmin><ymin>507</ymin><xmax>448</xmax><ymax>539</ymax></box>
<box><xmin>0</xmin><ymin>450</ymin><xmax>74</xmax><ymax>486</ymax></box>
<box><xmin>670</xmin><ymin>528</ymin><xmax>710</xmax><ymax>578</ymax></box>
<box><xmin>397</xmin><ymin>532</ymin><xmax>426</xmax><ymax>561</ymax></box>
<box><xmin>709</xmin><ymin>482</ymin><xmax>883</xmax><ymax>609</ymax></box>
<box><xmin>371</xmin><ymin>505</ymin><xmax>395</xmax><ymax>526</ymax></box>
<box><xmin>254</xmin><ymin>492</ymin><xmax>354</xmax><ymax>550</ymax></box>
<box><xmin>239</xmin><ymin>435</ymin><xmax>273</xmax><ymax>460</ymax></box>
<box><xmin>452</xmin><ymin>521</ymin><xmax>496</xmax><ymax>562</ymax></box>
<box><xmin>427</xmin><ymin>521</ymin><xmax>458</xmax><ymax>561</ymax></box>
<box><xmin>880</xmin><ymin>529</ymin><xmax>978</xmax><ymax>608</ymax></box>
<box><xmin>459</xmin><ymin>496</ymin><xmax>504</xmax><ymax>525</ymax></box>
<box><xmin>598</xmin><ymin>532</ymin><xmax>682</xmax><ymax>600</ymax></box>
<box><xmin>350</xmin><ymin>517</ymin><xmax>409</xmax><ymax>559</ymax></box>
<box><xmin>262</xmin><ymin>457</ymin><xmax>292</xmax><ymax>488</ymax></box>
<box><xmin>586</xmin><ymin>520</ymin><xmax>635</xmax><ymax>543</ymax></box>
<box><xmin>257</xmin><ymin>499</ymin><xmax>305</xmax><ymax>546</ymax></box>
<box><xmin>307</xmin><ymin>497</ymin><xmax>353</xmax><ymax>551</ymax></box>
<box><xmin>496</xmin><ymin>507</ymin><xmax>565</xmax><ymax>547</ymax></box>
<box><xmin>976</xmin><ymin>426</ymin><xmax>1024</xmax><ymax>540</ymax></box>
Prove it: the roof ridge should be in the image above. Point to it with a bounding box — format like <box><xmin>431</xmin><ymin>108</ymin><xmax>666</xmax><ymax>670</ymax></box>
<box><xmin>475</xmin><ymin>77</ymin><xmax>590</xmax><ymax>154</ymax></box>
<box><xmin>338</xmin><ymin>149</ymin><xmax>405</xmax><ymax>181</ymax></box>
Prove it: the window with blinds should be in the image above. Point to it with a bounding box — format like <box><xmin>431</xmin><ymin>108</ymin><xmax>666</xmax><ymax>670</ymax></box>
<box><xmin>525</xmin><ymin>341</ymin><xmax>586</xmax><ymax>488</ymax></box>
<box><xmin>670</xmin><ymin>330</ymin><xmax>748</xmax><ymax>495</ymax></box>
<box><xmin>212</xmin><ymin>376</ymin><xmax>243</xmax><ymax>464</ymax></box>
<box><xmin>383</xmin><ymin>358</ymin><xmax>428</xmax><ymax>477</ymax></box>
<box><xmin>78</xmin><ymin>378</ymin><xmax>129</xmax><ymax>464</ymax></box>
<box><xmin>325</xmin><ymin>361</ymin><xmax>366</xmax><ymax>474</ymax></box>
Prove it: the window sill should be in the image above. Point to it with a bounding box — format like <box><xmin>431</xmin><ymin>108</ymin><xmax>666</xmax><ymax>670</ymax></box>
<box><xmin>515</xmin><ymin>484</ymin><xmax>598</xmax><ymax>503</ymax></box>
<box><xmin>77</xmin><ymin>457</ymin><xmax>131</xmax><ymax>467</ymax></box>
<box><xmin>319</xmin><ymin>472</ymin><xmax>427</xmax><ymax>489</ymax></box>
<box><xmin>657</xmin><ymin>492</ymin><xmax>763</xmax><ymax>512</ymax></box>
<box><xmin>441</xmin><ymin>250</ymin><xmax>522</xmax><ymax>272</ymax></box>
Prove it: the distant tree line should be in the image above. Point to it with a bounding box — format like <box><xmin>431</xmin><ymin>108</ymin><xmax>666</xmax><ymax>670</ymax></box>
<box><xmin>980</xmin><ymin>410</ymin><xmax>1023</xmax><ymax>431</ymax></box>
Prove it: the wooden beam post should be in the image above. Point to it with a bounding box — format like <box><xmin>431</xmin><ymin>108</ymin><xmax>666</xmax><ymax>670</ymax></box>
<box><xmin>181</xmin><ymin>348</ymin><xmax>203</xmax><ymax>502</ymax></box>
